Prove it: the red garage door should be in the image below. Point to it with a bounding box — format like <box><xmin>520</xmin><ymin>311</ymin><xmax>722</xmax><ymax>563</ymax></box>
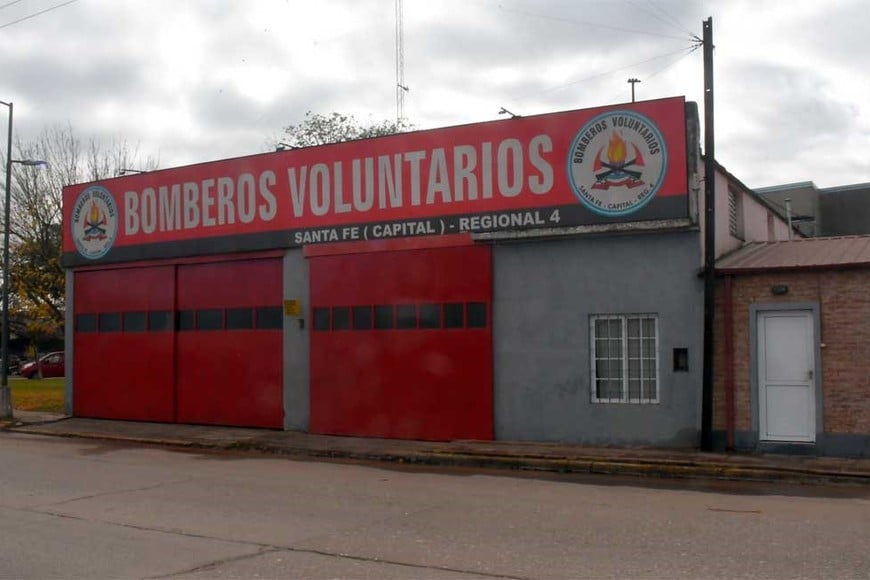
<box><xmin>176</xmin><ymin>259</ymin><xmax>283</xmax><ymax>428</ymax></box>
<box><xmin>74</xmin><ymin>266</ymin><xmax>175</xmax><ymax>421</ymax></box>
<box><xmin>310</xmin><ymin>244</ymin><xmax>493</xmax><ymax>441</ymax></box>
<box><xmin>73</xmin><ymin>257</ymin><xmax>283</xmax><ymax>428</ymax></box>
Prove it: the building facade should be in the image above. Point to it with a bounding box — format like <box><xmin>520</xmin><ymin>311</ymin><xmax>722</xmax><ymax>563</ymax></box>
<box><xmin>714</xmin><ymin>236</ymin><xmax>870</xmax><ymax>457</ymax></box>
<box><xmin>63</xmin><ymin>97</ymin><xmax>791</xmax><ymax>448</ymax></box>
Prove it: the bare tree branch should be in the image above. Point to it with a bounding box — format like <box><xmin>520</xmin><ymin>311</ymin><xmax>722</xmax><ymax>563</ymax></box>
<box><xmin>280</xmin><ymin>111</ymin><xmax>412</xmax><ymax>149</ymax></box>
<box><xmin>2</xmin><ymin>124</ymin><xmax>158</xmax><ymax>349</ymax></box>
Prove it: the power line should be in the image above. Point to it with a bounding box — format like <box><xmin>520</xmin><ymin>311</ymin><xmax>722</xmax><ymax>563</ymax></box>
<box><xmin>605</xmin><ymin>44</ymin><xmax>700</xmax><ymax>103</ymax></box>
<box><xmin>626</xmin><ymin>0</ymin><xmax>680</xmax><ymax>33</ymax></box>
<box><xmin>644</xmin><ymin>43</ymin><xmax>700</xmax><ymax>80</ymax></box>
<box><xmin>0</xmin><ymin>0</ymin><xmax>27</xmax><ymax>11</ymax></box>
<box><xmin>496</xmin><ymin>4</ymin><xmax>695</xmax><ymax>42</ymax></box>
<box><xmin>625</xmin><ymin>0</ymin><xmax>699</xmax><ymax>41</ymax></box>
<box><xmin>510</xmin><ymin>45</ymin><xmax>698</xmax><ymax>103</ymax></box>
<box><xmin>0</xmin><ymin>0</ymin><xmax>78</xmax><ymax>31</ymax></box>
<box><xmin>647</xmin><ymin>2</ymin><xmax>693</xmax><ymax>36</ymax></box>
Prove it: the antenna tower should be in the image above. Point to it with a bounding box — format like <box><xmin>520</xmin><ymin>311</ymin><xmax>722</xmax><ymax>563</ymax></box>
<box><xmin>395</xmin><ymin>0</ymin><xmax>406</xmax><ymax>123</ymax></box>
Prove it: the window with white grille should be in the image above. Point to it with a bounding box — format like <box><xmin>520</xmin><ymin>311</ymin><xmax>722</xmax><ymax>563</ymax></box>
<box><xmin>591</xmin><ymin>314</ymin><xmax>659</xmax><ymax>404</ymax></box>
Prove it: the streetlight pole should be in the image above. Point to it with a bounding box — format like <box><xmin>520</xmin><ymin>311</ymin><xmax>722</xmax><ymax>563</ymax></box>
<box><xmin>627</xmin><ymin>78</ymin><xmax>641</xmax><ymax>103</ymax></box>
<box><xmin>0</xmin><ymin>100</ymin><xmax>13</xmax><ymax>418</ymax></box>
<box><xmin>0</xmin><ymin>100</ymin><xmax>45</xmax><ymax>419</ymax></box>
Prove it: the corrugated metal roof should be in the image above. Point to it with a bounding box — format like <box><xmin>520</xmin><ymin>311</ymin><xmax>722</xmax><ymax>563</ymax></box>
<box><xmin>716</xmin><ymin>235</ymin><xmax>870</xmax><ymax>273</ymax></box>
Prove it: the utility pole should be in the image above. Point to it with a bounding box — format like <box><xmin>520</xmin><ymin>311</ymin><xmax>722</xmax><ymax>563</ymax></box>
<box><xmin>627</xmin><ymin>78</ymin><xmax>641</xmax><ymax>103</ymax></box>
<box><xmin>0</xmin><ymin>100</ymin><xmax>11</xmax><ymax>419</ymax></box>
<box><xmin>700</xmin><ymin>17</ymin><xmax>715</xmax><ymax>451</ymax></box>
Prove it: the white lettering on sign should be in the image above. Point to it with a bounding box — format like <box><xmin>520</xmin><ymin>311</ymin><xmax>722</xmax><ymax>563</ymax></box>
<box><xmin>120</xmin><ymin>134</ymin><xmax>554</xmax><ymax>238</ymax></box>
<box><xmin>124</xmin><ymin>170</ymin><xmax>279</xmax><ymax>235</ymax></box>
<box><xmin>285</xmin><ymin>135</ymin><xmax>554</xmax><ymax>219</ymax></box>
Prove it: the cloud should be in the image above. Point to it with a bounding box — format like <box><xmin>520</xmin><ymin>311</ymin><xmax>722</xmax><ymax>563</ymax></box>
<box><xmin>716</xmin><ymin>60</ymin><xmax>864</xmax><ymax>186</ymax></box>
<box><xmin>0</xmin><ymin>0</ymin><xmax>867</xmax><ymax>189</ymax></box>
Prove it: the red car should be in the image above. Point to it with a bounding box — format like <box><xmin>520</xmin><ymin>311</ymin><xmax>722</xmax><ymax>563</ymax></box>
<box><xmin>20</xmin><ymin>351</ymin><xmax>65</xmax><ymax>379</ymax></box>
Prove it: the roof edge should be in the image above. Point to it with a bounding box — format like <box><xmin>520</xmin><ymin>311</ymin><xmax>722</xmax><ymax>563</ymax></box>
<box><xmin>717</xmin><ymin>261</ymin><xmax>870</xmax><ymax>275</ymax></box>
<box><xmin>753</xmin><ymin>181</ymin><xmax>817</xmax><ymax>193</ymax></box>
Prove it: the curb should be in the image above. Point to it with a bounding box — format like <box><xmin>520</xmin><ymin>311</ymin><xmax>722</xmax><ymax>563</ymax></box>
<box><xmin>13</xmin><ymin>426</ymin><xmax>868</xmax><ymax>486</ymax></box>
<box><xmin>424</xmin><ymin>451</ymin><xmax>870</xmax><ymax>482</ymax></box>
<box><xmin>299</xmin><ymin>449</ymin><xmax>870</xmax><ymax>485</ymax></box>
<box><xmin>2</xmin><ymin>417</ymin><xmax>69</xmax><ymax>430</ymax></box>
<box><xmin>11</xmin><ymin>428</ymin><xmax>232</xmax><ymax>450</ymax></box>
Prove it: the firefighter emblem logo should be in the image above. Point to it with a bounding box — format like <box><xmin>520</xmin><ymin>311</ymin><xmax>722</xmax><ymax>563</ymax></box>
<box><xmin>568</xmin><ymin>110</ymin><xmax>667</xmax><ymax>216</ymax></box>
<box><xmin>72</xmin><ymin>186</ymin><xmax>118</xmax><ymax>259</ymax></box>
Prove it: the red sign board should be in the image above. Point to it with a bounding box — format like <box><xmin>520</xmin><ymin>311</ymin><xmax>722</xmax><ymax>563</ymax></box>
<box><xmin>63</xmin><ymin>97</ymin><xmax>688</xmax><ymax>264</ymax></box>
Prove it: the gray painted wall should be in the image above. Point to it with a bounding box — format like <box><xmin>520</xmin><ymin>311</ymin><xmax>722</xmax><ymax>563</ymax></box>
<box><xmin>493</xmin><ymin>231</ymin><xmax>704</xmax><ymax>447</ymax></box>
<box><xmin>756</xmin><ymin>185</ymin><xmax>819</xmax><ymax>237</ymax></box>
<box><xmin>283</xmin><ymin>249</ymin><xmax>310</xmax><ymax>430</ymax></box>
<box><xmin>819</xmin><ymin>186</ymin><xmax>870</xmax><ymax>235</ymax></box>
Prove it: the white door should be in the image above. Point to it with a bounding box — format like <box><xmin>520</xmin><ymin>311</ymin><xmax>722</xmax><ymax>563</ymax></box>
<box><xmin>757</xmin><ymin>310</ymin><xmax>816</xmax><ymax>442</ymax></box>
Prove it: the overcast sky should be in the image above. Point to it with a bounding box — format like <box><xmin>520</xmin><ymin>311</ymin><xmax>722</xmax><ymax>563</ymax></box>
<box><xmin>1</xmin><ymin>0</ymin><xmax>868</xmax><ymax>189</ymax></box>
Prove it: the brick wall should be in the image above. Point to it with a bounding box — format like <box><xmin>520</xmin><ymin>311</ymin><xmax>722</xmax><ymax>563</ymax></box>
<box><xmin>714</xmin><ymin>268</ymin><xmax>870</xmax><ymax>436</ymax></box>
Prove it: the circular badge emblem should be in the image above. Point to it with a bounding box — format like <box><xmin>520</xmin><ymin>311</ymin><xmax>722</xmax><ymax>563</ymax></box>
<box><xmin>567</xmin><ymin>110</ymin><xmax>668</xmax><ymax>216</ymax></box>
<box><xmin>71</xmin><ymin>186</ymin><xmax>118</xmax><ymax>260</ymax></box>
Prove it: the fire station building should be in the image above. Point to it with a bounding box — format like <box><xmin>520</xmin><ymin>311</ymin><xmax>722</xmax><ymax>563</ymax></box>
<box><xmin>62</xmin><ymin>97</ymin><xmax>789</xmax><ymax>448</ymax></box>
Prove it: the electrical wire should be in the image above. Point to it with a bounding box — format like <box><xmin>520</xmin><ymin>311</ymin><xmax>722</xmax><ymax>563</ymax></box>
<box><xmin>510</xmin><ymin>44</ymin><xmax>699</xmax><ymax>103</ymax></box>
<box><xmin>0</xmin><ymin>0</ymin><xmax>78</xmax><ymax>30</ymax></box>
<box><xmin>0</xmin><ymin>0</ymin><xmax>26</xmax><ymax>11</ymax></box>
<box><xmin>603</xmin><ymin>43</ymin><xmax>699</xmax><ymax>103</ymax></box>
<box><xmin>624</xmin><ymin>0</ymin><xmax>700</xmax><ymax>41</ymax></box>
<box><xmin>497</xmin><ymin>4</ymin><xmax>696</xmax><ymax>42</ymax></box>
<box><xmin>643</xmin><ymin>43</ymin><xmax>700</xmax><ymax>80</ymax></box>
<box><xmin>626</xmin><ymin>0</ymin><xmax>681</xmax><ymax>33</ymax></box>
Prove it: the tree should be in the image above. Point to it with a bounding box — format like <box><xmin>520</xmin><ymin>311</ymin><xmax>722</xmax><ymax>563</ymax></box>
<box><xmin>278</xmin><ymin>111</ymin><xmax>412</xmax><ymax>149</ymax></box>
<box><xmin>8</xmin><ymin>223</ymin><xmax>62</xmax><ymax>346</ymax></box>
<box><xmin>3</xmin><ymin>124</ymin><xmax>157</xmax><ymax>350</ymax></box>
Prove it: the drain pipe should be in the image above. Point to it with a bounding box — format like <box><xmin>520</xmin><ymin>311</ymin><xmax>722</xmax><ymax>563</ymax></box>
<box><xmin>723</xmin><ymin>275</ymin><xmax>735</xmax><ymax>450</ymax></box>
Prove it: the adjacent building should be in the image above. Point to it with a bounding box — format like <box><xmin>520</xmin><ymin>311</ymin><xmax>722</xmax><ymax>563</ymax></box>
<box><xmin>755</xmin><ymin>181</ymin><xmax>870</xmax><ymax>237</ymax></box>
<box><xmin>714</xmin><ymin>236</ymin><xmax>870</xmax><ymax>457</ymax></box>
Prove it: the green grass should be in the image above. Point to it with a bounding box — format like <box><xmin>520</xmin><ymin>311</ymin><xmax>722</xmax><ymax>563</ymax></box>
<box><xmin>10</xmin><ymin>377</ymin><xmax>65</xmax><ymax>413</ymax></box>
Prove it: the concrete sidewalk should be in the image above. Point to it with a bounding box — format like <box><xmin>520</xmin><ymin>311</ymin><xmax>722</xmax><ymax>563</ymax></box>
<box><xmin>5</xmin><ymin>411</ymin><xmax>869</xmax><ymax>485</ymax></box>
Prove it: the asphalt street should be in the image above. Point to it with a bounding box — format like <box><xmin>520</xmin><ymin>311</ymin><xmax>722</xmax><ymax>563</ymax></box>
<box><xmin>0</xmin><ymin>432</ymin><xmax>867</xmax><ymax>579</ymax></box>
